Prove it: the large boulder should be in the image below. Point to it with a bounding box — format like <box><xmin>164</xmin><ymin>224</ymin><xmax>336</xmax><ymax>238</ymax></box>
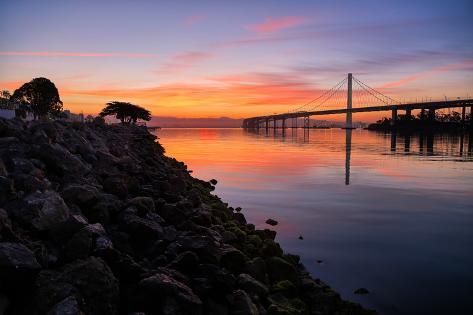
<box><xmin>138</xmin><ymin>273</ymin><xmax>202</xmax><ymax>314</ymax></box>
<box><xmin>236</xmin><ymin>273</ymin><xmax>269</xmax><ymax>298</ymax></box>
<box><xmin>227</xmin><ymin>290</ymin><xmax>259</xmax><ymax>315</ymax></box>
<box><xmin>61</xmin><ymin>184</ymin><xmax>100</xmax><ymax>207</ymax></box>
<box><xmin>15</xmin><ymin>191</ymin><xmax>71</xmax><ymax>231</ymax></box>
<box><xmin>35</xmin><ymin>257</ymin><xmax>119</xmax><ymax>315</ymax></box>
<box><xmin>0</xmin><ymin>242</ymin><xmax>41</xmax><ymax>272</ymax></box>
<box><xmin>266</xmin><ymin>257</ymin><xmax>299</xmax><ymax>284</ymax></box>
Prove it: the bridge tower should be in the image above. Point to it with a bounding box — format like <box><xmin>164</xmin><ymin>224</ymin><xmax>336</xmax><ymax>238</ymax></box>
<box><xmin>346</xmin><ymin>73</ymin><xmax>353</xmax><ymax>129</ymax></box>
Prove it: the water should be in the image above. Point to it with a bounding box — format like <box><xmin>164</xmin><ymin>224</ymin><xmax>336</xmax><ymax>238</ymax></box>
<box><xmin>155</xmin><ymin>128</ymin><xmax>473</xmax><ymax>315</ymax></box>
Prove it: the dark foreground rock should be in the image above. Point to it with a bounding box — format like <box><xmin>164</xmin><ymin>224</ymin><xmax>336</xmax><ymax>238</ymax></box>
<box><xmin>0</xmin><ymin>118</ymin><xmax>376</xmax><ymax>314</ymax></box>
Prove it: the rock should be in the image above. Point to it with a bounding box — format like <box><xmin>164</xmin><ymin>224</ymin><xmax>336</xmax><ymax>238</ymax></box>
<box><xmin>235</xmin><ymin>207</ymin><xmax>242</xmax><ymax>212</ymax></box>
<box><xmin>0</xmin><ymin>208</ymin><xmax>14</xmax><ymax>240</ymax></box>
<box><xmin>61</xmin><ymin>184</ymin><xmax>99</xmax><ymax>207</ymax></box>
<box><xmin>233</xmin><ymin>212</ymin><xmax>247</xmax><ymax>225</ymax></box>
<box><xmin>253</xmin><ymin>229</ymin><xmax>277</xmax><ymax>241</ymax></box>
<box><xmin>36</xmin><ymin>257</ymin><xmax>119</xmax><ymax>315</ymax></box>
<box><xmin>298</xmin><ymin>235</ymin><xmax>303</xmax><ymax>240</ymax></box>
<box><xmin>139</xmin><ymin>273</ymin><xmax>202</xmax><ymax>314</ymax></box>
<box><xmin>354</xmin><ymin>288</ymin><xmax>369</xmax><ymax>295</ymax></box>
<box><xmin>31</xmin><ymin>142</ymin><xmax>89</xmax><ymax>176</ymax></box>
<box><xmin>265</xmin><ymin>219</ymin><xmax>278</xmax><ymax>226</ymax></box>
<box><xmin>0</xmin><ymin>242</ymin><xmax>41</xmax><ymax>271</ymax></box>
<box><xmin>49</xmin><ymin>214</ymin><xmax>88</xmax><ymax>242</ymax></box>
<box><xmin>168</xmin><ymin>251</ymin><xmax>199</xmax><ymax>273</ymax></box>
<box><xmin>22</xmin><ymin>191</ymin><xmax>71</xmax><ymax>231</ymax></box>
<box><xmin>103</xmin><ymin>176</ymin><xmax>128</xmax><ymax>198</ymax></box>
<box><xmin>220</xmin><ymin>245</ymin><xmax>248</xmax><ymax>274</ymax></box>
<box><xmin>228</xmin><ymin>290</ymin><xmax>258</xmax><ymax>315</ymax></box>
<box><xmin>209</xmin><ymin>179</ymin><xmax>218</xmax><ymax>185</ymax></box>
<box><xmin>245</xmin><ymin>257</ymin><xmax>268</xmax><ymax>284</ymax></box>
<box><xmin>261</xmin><ymin>239</ymin><xmax>283</xmax><ymax>257</ymax></box>
<box><xmin>47</xmin><ymin>296</ymin><xmax>82</xmax><ymax>315</ymax></box>
<box><xmin>128</xmin><ymin>196</ymin><xmax>155</xmax><ymax>215</ymax></box>
<box><xmin>237</xmin><ymin>273</ymin><xmax>269</xmax><ymax>297</ymax></box>
<box><xmin>0</xmin><ymin>176</ymin><xmax>14</xmax><ymax>204</ymax></box>
<box><xmin>222</xmin><ymin>230</ymin><xmax>238</xmax><ymax>243</ymax></box>
<box><xmin>272</xmin><ymin>280</ymin><xmax>297</xmax><ymax>298</ymax></box>
<box><xmin>119</xmin><ymin>213</ymin><xmax>164</xmax><ymax>243</ymax></box>
<box><xmin>266</xmin><ymin>257</ymin><xmax>299</xmax><ymax>284</ymax></box>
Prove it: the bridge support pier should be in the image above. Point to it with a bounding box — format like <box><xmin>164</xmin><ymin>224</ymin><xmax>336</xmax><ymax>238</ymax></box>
<box><xmin>391</xmin><ymin>108</ymin><xmax>397</xmax><ymax>126</ymax></box>
<box><xmin>265</xmin><ymin>119</ymin><xmax>269</xmax><ymax>131</ymax></box>
<box><xmin>461</xmin><ymin>106</ymin><xmax>466</xmax><ymax>123</ymax></box>
<box><xmin>405</xmin><ymin>108</ymin><xmax>412</xmax><ymax>120</ymax></box>
<box><xmin>428</xmin><ymin>109</ymin><xmax>436</xmax><ymax>121</ymax></box>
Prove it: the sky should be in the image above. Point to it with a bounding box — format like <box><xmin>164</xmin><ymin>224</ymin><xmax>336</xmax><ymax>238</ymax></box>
<box><xmin>1</xmin><ymin>0</ymin><xmax>472</xmax><ymax>123</ymax></box>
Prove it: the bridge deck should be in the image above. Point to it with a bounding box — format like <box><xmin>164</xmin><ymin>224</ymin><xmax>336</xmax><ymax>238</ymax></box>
<box><xmin>243</xmin><ymin>99</ymin><xmax>473</xmax><ymax>124</ymax></box>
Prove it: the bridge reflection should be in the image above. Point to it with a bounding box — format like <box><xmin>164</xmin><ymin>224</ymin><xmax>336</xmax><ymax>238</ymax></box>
<box><xmin>245</xmin><ymin>128</ymin><xmax>473</xmax><ymax>185</ymax></box>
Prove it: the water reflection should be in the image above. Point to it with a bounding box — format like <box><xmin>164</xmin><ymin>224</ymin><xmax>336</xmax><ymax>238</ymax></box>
<box><xmin>157</xmin><ymin>128</ymin><xmax>473</xmax><ymax>315</ymax></box>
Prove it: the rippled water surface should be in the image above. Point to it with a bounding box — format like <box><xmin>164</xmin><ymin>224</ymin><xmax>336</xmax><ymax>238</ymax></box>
<box><xmin>156</xmin><ymin>128</ymin><xmax>473</xmax><ymax>315</ymax></box>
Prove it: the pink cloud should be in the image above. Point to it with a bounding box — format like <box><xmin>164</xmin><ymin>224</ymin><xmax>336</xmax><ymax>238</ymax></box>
<box><xmin>380</xmin><ymin>60</ymin><xmax>473</xmax><ymax>89</ymax></box>
<box><xmin>246</xmin><ymin>16</ymin><xmax>308</xmax><ymax>33</ymax></box>
<box><xmin>158</xmin><ymin>51</ymin><xmax>213</xmax><ymax>74</ymax></box>
<box><xmin>184</xmin><ymin>15</ymin><xmax>204</xmax><ymax>26</ymax></box>
<box><xmin>0</xmin><ymin>51</ymin><xmax>159</xmax><ymax>58</ymax></box>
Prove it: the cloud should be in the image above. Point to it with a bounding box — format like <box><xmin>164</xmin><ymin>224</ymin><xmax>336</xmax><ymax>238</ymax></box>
<box><xmin>380</xmin><ymin>60</ymin><xmax>473</xmax><ymax>89</ymax></box>
<box><xmin>0</xmin><ymin>51</ymin><xmax>159</xmax><ymax>58</ymax></box>
<box><xmin>157</xmin><ymin>51</ymin><xmax>213</xmax><ymax>74</ymax></box>
<box><xmin>184</xmin><ymin>15</ymin><xmax>204</xmax><ymax>26</ymax></box>
<box><xmin>246</xmin><ymin>16</ymin><xmax>308</xmax><ymax>33</ymax></box>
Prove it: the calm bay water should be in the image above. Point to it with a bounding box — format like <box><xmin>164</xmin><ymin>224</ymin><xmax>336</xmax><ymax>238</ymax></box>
<box><xmin>156</xmin><ymin>128</ymin><xmax>473</xmax><ymax>315</ymax></box>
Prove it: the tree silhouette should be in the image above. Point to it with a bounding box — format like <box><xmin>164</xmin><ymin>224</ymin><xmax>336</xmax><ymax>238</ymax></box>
<box><xmin>99</xmin><ymin>101</ymin><xmax>151</xmax><ymax>124</ymax></box>
<box><xmin>10</xmin><ymin>77</ymin><xmax>63</xmax><ymax>119</ymax></box>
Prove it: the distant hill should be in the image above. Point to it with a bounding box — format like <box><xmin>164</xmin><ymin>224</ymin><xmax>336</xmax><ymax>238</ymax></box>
<box><xmin>149</xmin><ymin>116</ymin><xmax>243</xmax><ymax>128</ymax></box>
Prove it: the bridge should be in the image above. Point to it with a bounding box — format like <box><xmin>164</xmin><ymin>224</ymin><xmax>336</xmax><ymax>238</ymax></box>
<box><xmin>242</xmin><ymin>73</ymin><xmax>473</xmax><ymax>129</ymax></box>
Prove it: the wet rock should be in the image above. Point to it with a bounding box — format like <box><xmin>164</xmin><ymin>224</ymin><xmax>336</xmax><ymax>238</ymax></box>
<box><xmin>209</xmin><ymin>179</ymin><xmax>218</xmax><ymax>185</ymax></box>
<box><xmin>237</xmin><ymin>273</ymin><xmax>269</xmax><ymax>297</ymax></box>
<box><xmin>265</xmin><ymin>219</ymin><xmax>278</xmax><ymax>226</ymax></box>
<box><xmin>266</xmin><ymin>257</ymin><xmax>299</xmax><ymax>284</ymax></box>
<box><xmin>261</xmin><ymin>239</ymin><xmax>283</xmax><ymax>257</ymax></box>
<box><xmin>354</xmin><ymin>288</ymin><xmax>370</xmax><ymax>295</ymax></box>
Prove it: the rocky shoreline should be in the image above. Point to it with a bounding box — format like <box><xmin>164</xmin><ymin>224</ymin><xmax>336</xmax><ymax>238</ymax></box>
<box><xmin>0</xmin><ymin>118</ymin><xmax>375</xmax><ymax>315</ymax></box>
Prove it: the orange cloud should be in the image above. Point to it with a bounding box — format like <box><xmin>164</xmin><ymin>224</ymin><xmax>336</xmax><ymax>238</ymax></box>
<box><xmin>0</xmin><ymin>51</ymin><xmax>159</xmax><ymax>58</ymax></box>
<box><xmin>246</xmin><ymin>16</ymin><xmax>308</xmax><ymax>33</ymax></box>
<box><xmin>380</xmin><ymin>60</ymin><xmax>473</xmax><ymax>89</ymax></box>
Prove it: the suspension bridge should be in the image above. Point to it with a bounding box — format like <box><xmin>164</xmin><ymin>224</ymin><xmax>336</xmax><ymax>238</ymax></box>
<box><xmin>242</xmin><ymin>73</ymin><xmax>473</xmax><ymax>129</ymax></box>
